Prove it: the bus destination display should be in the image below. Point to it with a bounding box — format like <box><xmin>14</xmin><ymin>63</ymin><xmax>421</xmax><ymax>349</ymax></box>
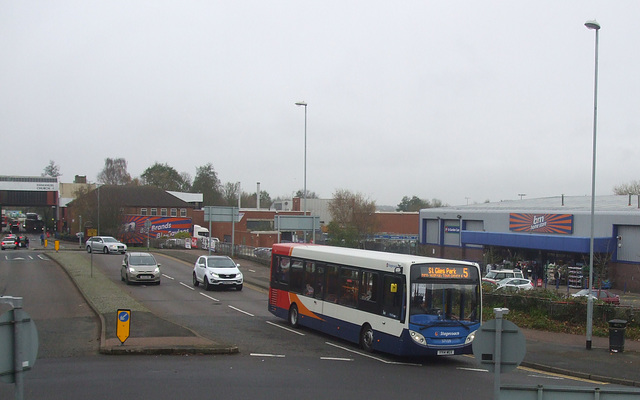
<box><xmin>420</xmin><ymin>265</ymin><xmax>469</xmax><ymax>279</ymax></box>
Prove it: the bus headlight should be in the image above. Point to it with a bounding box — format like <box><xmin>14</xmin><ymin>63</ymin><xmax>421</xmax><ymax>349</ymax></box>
<box><xmin>409</xmin><ymin>330</ymin><xmax>426</xmax><ymax>345</ymax></box>
<box><xmin>465</xmin><ymin>330</ymin><xmax>476</xmax><ymax>345</ymax></box>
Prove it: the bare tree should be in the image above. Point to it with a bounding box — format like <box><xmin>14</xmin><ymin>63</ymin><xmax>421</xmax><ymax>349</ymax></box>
<box><xmin>97</xmin><ymin>158</ymin><xmax>132</xmax><ymax>185</ymax></box>
<box><xmin>613</xmin><ymin>180</ymin><xmax>640</xmax><ymax>195</ymax></box>
<box><xmin>328</xmin><ymin>189</ymin><xmax>378</xmax><ymax>247</ymax></box>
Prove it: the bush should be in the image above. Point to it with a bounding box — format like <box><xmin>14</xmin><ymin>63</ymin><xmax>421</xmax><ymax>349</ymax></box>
<box><xmin>482</xmin><ymin>290</ymin><xmax>639</xmax><ymax>340</ymax></box>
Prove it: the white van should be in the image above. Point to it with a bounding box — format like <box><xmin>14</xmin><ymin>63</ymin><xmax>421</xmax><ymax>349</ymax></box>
<box><xmin>483</xmin><ymin>269</ymin><xmax>524</xmax><ymax>285</ymax></box>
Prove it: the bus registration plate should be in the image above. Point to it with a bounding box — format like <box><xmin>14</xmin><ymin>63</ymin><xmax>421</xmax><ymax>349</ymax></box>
<box><xmin>437</xmin><ymin>350</ymin><xmax>454</xmax><ymax>356</ymax></box>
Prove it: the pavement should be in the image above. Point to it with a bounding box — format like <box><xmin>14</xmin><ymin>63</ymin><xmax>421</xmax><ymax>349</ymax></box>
<box><xmin>42</xmin><ymin>244</ymin><xmax>640</xmax><ymax>388</ymax></box>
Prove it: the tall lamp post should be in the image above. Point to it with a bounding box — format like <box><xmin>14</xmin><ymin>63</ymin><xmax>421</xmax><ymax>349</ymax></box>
<box><xmin>295</xmin><ymin>101</ymin><xmax>308</xmax><ymax>240</ymax></box>
<box><xmin>585</xmin><ymin>19</ymin><xmax>600</xmax><ymax>350</ymax></box>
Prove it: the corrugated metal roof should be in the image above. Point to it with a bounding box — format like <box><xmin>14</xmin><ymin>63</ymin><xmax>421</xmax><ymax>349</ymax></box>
<box><xmin>427</xmin><ymin>195</ymin><xmax>640</xmax><ymax>214</ymax></box>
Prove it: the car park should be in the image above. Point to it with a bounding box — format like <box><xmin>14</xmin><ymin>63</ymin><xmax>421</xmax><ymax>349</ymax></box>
<box><xmin>483</xmin><ymin>269</ymin><xmax>525</xmax><ymax>285</ymax></box>
<box><xmin>1</xmin><ymin>236</ymin><xmax>17</xmax><ymax>250</ymax></box>
<box><xmin>193</xmin><ymin>255</ymin><xmax>243</xmax><ymax>291</ymax></box>
<box><xmin>571</xmin><ymin>289</ymin><xmax>620</xmax><ymax>305</ymax></box>
<box><xmin>121</xmin><ymin>252</ymin><xmax>161</xmax><ymax>285</ymax></box>
<box><xmin>495</xmin><ymin>277</ymin><xmax>534</xmax><ymax>291</ymax></box>
<box><xmin>86</xmin><ymin>236</ymin><xmax>127</xmax><ymax>254</ymax></box>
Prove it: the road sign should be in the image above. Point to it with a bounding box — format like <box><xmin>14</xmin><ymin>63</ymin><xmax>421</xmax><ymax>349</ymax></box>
<box><xmin>274</xmin><ymin>215</ymin><xmax>320</xmax><ymax>231</ymax></box>
<box><xmin>203</xmin><ymin>206</ymin><xmax>240</xmax><ymax>222</ymax></box>
<box><xmin>0</xmin><ymin>309</ymin><xmax>39</xmax><ymax>384</ymax></box>
<box><xmin>116</xmin><ymin>309</ymin><xmax>131</xmax><ymax>344</ymax></box>
<box><xmin>473</xmin><ymin>317</ymin><xmax>526</xmax><ymax>373</ymax></box>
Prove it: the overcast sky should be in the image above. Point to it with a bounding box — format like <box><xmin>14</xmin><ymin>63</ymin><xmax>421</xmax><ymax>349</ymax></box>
<box><xmin>1</xmin><ymin>1</ymin><xmax>637</xmax><ymax>206</ymax></box>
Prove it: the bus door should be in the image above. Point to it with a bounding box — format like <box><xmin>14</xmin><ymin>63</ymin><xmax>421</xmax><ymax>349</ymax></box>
<box><xmin>302</xmin><ymin>262</ymin><xmax>325</xmax><ymax>330</ymax></box>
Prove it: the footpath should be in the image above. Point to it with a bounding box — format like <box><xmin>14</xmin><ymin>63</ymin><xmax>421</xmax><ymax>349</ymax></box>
<box><xmin>46</xmin><ymin>247</ymin><xmax>640</xmax><ymax>388</ymax></box>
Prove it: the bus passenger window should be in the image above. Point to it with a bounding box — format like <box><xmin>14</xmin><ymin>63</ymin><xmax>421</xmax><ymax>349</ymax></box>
<box><xmin>339</xmin><ymin>268</ymin><xmax>359</xmax><ymax>308</ymax></box>
<box><xmin>290</xmin><ymin>260</ymin><xmax>304</xmax><ymax>293</ymax></box>
<box><xmin>325</xmin><ymin>265</ymin><xmax>339</xmax><ymax>303</ymax></box>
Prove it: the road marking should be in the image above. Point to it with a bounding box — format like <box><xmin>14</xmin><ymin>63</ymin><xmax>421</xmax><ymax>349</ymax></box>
<box><xmin>250</xmin><ymin>353</ymin><xmax>285</xmax><ymax>358</ymax></box>
<box><xmin>228</xmin><ymin>305</ymin><xmax>254</xmax><ymax>316</ymax></box>
<box><xmin>248</xmin><ymin>269</ymin><xmax>256</xmax><ymax>273</ymax></box>
<box><xmin>325</xmin><ymin>342</ymin><xmax>422</xmax><ymax>366</ymax></box>
<box><xmin>161</xmin><ymin>274</ymin><xmax>174</xmax><ymax>280</ymax></box>
<box><xmin>517</xmin><ymin>366</ymin><xmax>607</xmax><ymax>384</ymax></box>
<box><xmin>457</xmin><ymin>367</ymin><xmax>488</xmax><ymax>372</ymax></box>
<box><xmin>37</xmin><ymin>254</ymin><xmax>48</xmax><ymax>260</ymax></box>
<box><xmin>321</xmin><ymin>357</ymin><xmax>353</xmax><ymax>362</ymax></box>
<box><xmin>266</xmin><ymin>320</ymin><xmax>305</xmax><ymax>336</ymax></box>
<box><xmin>199</xmin><ymin>292</ymin><xmax>220</xmax><ymax>302</ymax></box>
<box><xmin>179</xmin><ymin>282</ymin><xmax>195</xmax><ymax>290</ymax></box>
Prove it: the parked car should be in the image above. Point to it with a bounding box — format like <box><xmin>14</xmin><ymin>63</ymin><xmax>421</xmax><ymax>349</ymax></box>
<box><xmin>483</xmin><ymin>269</ymin><xmax>524</xmax><ymax>285</ymax></box>
<box><xmin>495</xmin><ymin>277</ymin><xmax>534</xmax><ymax>291</ymax></box>
<box><xmin>121</xmin><ymin>252</ymin><xmax>161</xmax><ymax>285</ymax></box>
<box><xmin>571</xmin><ymin>289</ymin><xmax>620</xmax><ymax>305</ymax></box>
<box><xmin>193</xmin><ymin>255</ymin><xmax>243</xmax><ymax>291</ymax></box>
<box><xmin>86</xmin><ymin>236</ymin><xmax>127</xmax><ymax>254</ymax></box>
<box><xmin>1</xmin><ymin>236</ymin><xmax>17</xmax><ymax>250</ymax></box>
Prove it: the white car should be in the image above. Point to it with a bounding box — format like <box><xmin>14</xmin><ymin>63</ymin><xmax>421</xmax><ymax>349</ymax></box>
<box><xmin>483</xmin><ymin>269</ymin><xmax>525</xmax><ymax>285</ymax></box>
<box><xmin>86</xmin><ymin>236</ymin><xmax>127</xmax><ymax>254</ymax></box>
<box><xmin>193</xmin><ymin>255</ymin><xmax>243</xmax><ymax>291</ymax></box>
<box><xmin>495</xmin><ymin>277</ymin><xmax>534</xmax><ymax>291</ymax></box>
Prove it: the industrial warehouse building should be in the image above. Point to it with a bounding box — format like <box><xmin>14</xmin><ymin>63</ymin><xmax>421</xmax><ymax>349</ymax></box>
<box><xmin>419</xmin><ymin>195</ymin><xmax>640</xmax><ymax>292</ymax></box>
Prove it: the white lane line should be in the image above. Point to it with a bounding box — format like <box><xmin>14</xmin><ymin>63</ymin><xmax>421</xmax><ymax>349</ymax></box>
<box><xmin>325</xmin><ymin>342</ymin><xmax>422</xmax><ymax>366</ymax></box>
<box><xmin>321</xmin><ymin>357</ymin><xmax>353</xmax><ymax>362</ymax></box>
<box><xmin>250</xmin><ymin>353</ymin><xmax>285</xmax><ymax>358</ymax></box>
<box><xmin>266</xmin><ymin>320</ymin><xmax>305</xmax><ymax>336</ymax></box>
<box><xmin>200</xmin><ymin>292</ymin><xmax>220</xmax><ymax>302</ymax></box>
<box><xmin>37</xmin><ymin>254</ymin><xmax>48</xmax><ymax>260</ymax></box>
<box><xmin>457</xmin><ymin>367</ymin><xmax>488</xmax><ymax>372</ymax></box>
<box><xmin>161</xmin><ymin>274</ymin><xmax>174</xmax><ymax>280</ymax></box>
<box><xmin>228</xmin><ymin>305</ymin><xmax>254</xmax><ymax>316</ymax></box>
<box><xmin>179</xmin><ymin>282</ymin><xmax>195</xmax><ymax>291</ymax></box>
<box><xmin>248</xmin><ymin>269</ymin><xmax>256</xmax><ymax>273</ymax></box>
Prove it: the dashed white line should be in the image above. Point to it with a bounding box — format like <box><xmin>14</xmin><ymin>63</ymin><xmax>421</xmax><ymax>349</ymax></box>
<box><xmin>457</xmin><ymin>367</ymin><xmax>488</xmax><ymax>372</ymax></box>
<box><xmin>250</xmin><ymin>353</ymin><xmax>285</xmax><ymax>358</ymax></box>
<box><xmin>179</xmin><ymin>282</ymin><xmax>195</xmax><ymax>291</ymax></box>
<box><xmin>321</xmin><ymin>357</ymin><xmax>353</xmax><ymax>362</ymax></box>
<box><xmin>266</xmin><ymin>320</ymin><xmax>305</xmax><ymax>336</ymax></box>
<box><xmin>199</xmin><ymin>292</ymin><xmax>220</xmax><ymax>302</ymax></box>
<box><xmin>161</xmin><ymin>274</ymin><xmax>174</xmax><ymax>280</ymax></box>
<box><xmin>248</xmin><ymin>269</ymin><xmax>256</xmax><ymax>273</ymax></box>
<box><xmin>228</xmin><ymin>305</ymin><xmax>254</xmax><ymax>316</ymax></box>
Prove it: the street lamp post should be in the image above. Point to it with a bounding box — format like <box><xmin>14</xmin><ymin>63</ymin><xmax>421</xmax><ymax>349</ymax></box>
<box><xmin>295</xmin><ymin>101</ymin><xmax>308</xmax><ymax>241</ymax></box>
<box><xmin>585</xmin><ymin>19</ymin><xmax>601</xmax><ymax>350</ymax></box>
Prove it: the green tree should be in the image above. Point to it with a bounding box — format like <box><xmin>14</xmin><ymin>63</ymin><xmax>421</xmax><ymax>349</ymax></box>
<box><xmin>295</xmin><ymin>189</ymin><xmax>319</xmax><ymax>199</ymax></box>
<box><xmin>97</xmin><ymin>158</ymin><xmax>132</xmax><ymax>185</ymax></box>
<box><xmin>192</xmin><ymin>163</ymin><xmax>223</xmax><ymax>205</ymax></box>
<box><xmin>42</xmin><ymin>160</ymin><xmax>61</xmax><ymax>177</ymax></box>
<box><xmin>396</xmin><ymin>195</ymin><xmax>446</xmax><ymax>211</ymax></box>
<box><xmin>141</xmin><ymin>162</ymin><xmax>190</xmax><ymax>191</ymax></box>
<box><xmin>327</xmin><ymin>189</ymin><xmax>377</xmax><ymax>248</ymax></box>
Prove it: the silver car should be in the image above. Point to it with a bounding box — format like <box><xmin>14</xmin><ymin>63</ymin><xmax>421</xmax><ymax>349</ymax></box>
<box><xmin>86</xmin><ymin>236</ymin><xmax>127</xmax><ymax>254</ymax></box>
<box><xmin>121</xmin><ymin>252</ymin><xmax>161</xmax><ymax>285</ymax></box>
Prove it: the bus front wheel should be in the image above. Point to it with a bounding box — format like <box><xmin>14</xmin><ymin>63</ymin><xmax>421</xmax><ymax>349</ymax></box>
<box><xmin>360</xmin><ymin>324</ymin><xmax>374</xmax><ymax>353</ymax></box>
<box><xmin>288</xmin><ymin>304</ymin><xmax>299</xmax><ymax>328</ymax></box>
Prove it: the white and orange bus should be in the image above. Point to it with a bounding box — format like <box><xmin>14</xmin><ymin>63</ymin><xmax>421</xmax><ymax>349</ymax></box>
<box><xmin>268</xmin><ymin>243</ymin><xmax>482</xmax><ymax>357</ymax></box>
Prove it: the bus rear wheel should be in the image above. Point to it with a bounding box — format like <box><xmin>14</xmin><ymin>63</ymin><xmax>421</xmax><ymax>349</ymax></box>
<box><xmin>360</xmin><ymin>324</ymin><xmax>374</xmax><ymax>353</ymax></box>
<box><xmin>288</xmin><ymin>304</ymin><xmax>299</xmax><ymax>328</ymax></box>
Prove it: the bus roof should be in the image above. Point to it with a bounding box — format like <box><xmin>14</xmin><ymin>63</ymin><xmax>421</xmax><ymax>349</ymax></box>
<box><xmin>272</xmin><ymin>243</ymin><xmax>477</xmax><ymax>271</ymax></box>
